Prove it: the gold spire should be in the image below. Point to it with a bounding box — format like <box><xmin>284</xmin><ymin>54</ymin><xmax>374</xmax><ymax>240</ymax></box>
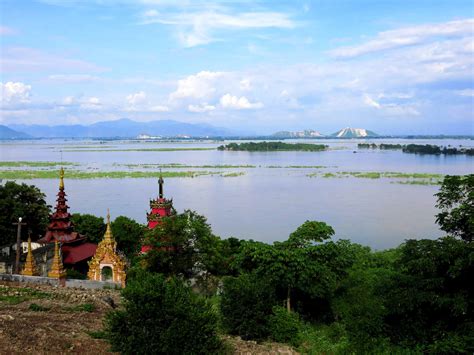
<box><xmin>21</xmin><ymin>237</ymin><xmax>38</xmax><ymax>276</ymax></box>
<box><xmin>104</xmin><ymin>209</ymin><xmax>114</xmax><ymax>244</ymax></box>
<box><xmin>59</xmin><ymin>167</ymin><xmax>65</xmax><ymax>190</ymax></box>
<box><xmin>48</xmin><ymin>241</ymin><xmax>66</xmax><ymax>278</ymax></box>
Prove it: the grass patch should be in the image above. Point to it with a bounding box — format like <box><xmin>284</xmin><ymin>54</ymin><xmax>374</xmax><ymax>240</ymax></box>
<box><xmin>0</xmin><ymin>170</ymin><xmax>221</xmax><ymax>179</ymax></box>
<box><xmin>0</xmin><ymin>161</ymin><xmax>78</xmax><ymax>167</ymax></box>
<box><xmin>0</xmin><ymin>287</ymin><xmax>49</xmax><ymax>305</ymax></box>
<box><xmin>86</xmin><ymin>330</ymin><xmax>108</xmax><ymax>339</ymax></box>
<box><xmin>220</xmin><ymin>172</ymin><xmax>245</xmax><ymax>177</ymax></box>
<box><xmin>297</xmin><ymin>323</ymin><xmax>350</xmax><ymax>354</ymax></box>
<box><xmin>308</xmin><ymin>171</ymin><xmax>445</xmax><ymax>181</ymax></box>
<box><xmin>119</xmin><ymin>163</ymin><xmax>256</xmax><ymax>169</ymax></box>
<box><xmin>393</xmin><ymin>180</ymin><xmax>442</xmax><ymax>185</ymax></box>
<box><xmin>29</xmin><ymin>303</ymin><xmax>51</xmax><ymax>312</ymax></box>
<box><xmin>64</xmin><ymin>303</ymin><xmax>96</xmax><ymax>312</ymax></box>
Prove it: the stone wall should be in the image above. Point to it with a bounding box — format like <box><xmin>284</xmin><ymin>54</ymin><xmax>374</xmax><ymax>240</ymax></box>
<box><xmin>0</xmin><ymin>273</ymin><xmax>121</xmax><ymax>289</ymax></box>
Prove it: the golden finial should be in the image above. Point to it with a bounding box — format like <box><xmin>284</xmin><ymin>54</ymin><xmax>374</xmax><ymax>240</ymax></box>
<box><xmin>21</xmin><ymin>236</ymin><xmax>38</xmax><ymax>276</ymax></box>
<box><xmin>104</xmin><ymin>209</ymin><xmax>114</xmax><ymax>243</ymax></box>
<box><xmin>59</xmin><ymin>167</ymin><xmax>65</xmax><ymax>190</ymax></box>
<box><xmin>48</xmin><ymin>241</ymin><xmax>66</xmax><ymax>279</ymax></box>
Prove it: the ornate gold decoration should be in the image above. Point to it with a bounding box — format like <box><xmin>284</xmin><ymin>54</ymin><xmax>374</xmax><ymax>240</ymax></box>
<box><xmin>21</xmin><ymin>237</ymin><xmax>38</xmax><ymax>276</ymax></box>
<box><xmin>59</xmin><ymin>167</ymin><xmax>65</xmax><ymax>190</ymax></box>
<box><xmin>48</xmin><ymin>241</ymin><xmax>66</xmax><ymax>278</ymax></box>
<box><xmin>150</xmin><ymin>199</ymin><xmax>173</xmax><ymax>209</ymax></box>
<box><xmin>88</xmin><ymin>210</ymin><xmax>127</xmax><ymax>287</ymax></box>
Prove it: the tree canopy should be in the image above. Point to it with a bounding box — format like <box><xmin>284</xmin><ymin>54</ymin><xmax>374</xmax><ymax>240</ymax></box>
<box><xmin>436</xmin><ymin>174</ymin><xmax>473</xmax><ymax>242</ymax></box>
<box><xmin>0</xmin><ymin>181</ymin><xmax>50</xmax><ymax>244</ymax></box>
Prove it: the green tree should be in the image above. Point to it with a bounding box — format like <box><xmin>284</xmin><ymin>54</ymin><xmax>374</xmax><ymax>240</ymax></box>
<box><xmin>142</xmin><ymin>210</ymin><xmax>217</xmax><ymax>278</ymax></box>
<box><xmin>382</xmin><ymin>237</ymin><xmax>474</xmax><ymax>352</ymax></box>
<box><xmin>0</xmin><ymin>181</ymin><xmax>50</xmax><ymax>244</ymax></box>
<box><xmin>236</xmin><ymin>221</ymin><xmax>347</xmax><ymax>314</ymax></box>
<box><xmin>111</xmin><ymin>216</ymin><xmax>144</xmax><ymax>259</ymax></box>
<box><xmin>220</xmin><ymin>272</ymin><xmax>276</xmax><ymax>341</ymax></box>
<box><xmin>71</xmin><ymin>213</ymin><xmax>105</xmax><ymax>243</ymax></box>
<box><xmin>106</xmin><ymin>270</ymin><xmax>224</xmax><ymax>354</ymax></box>
<box><xmin>435</xmin><ymin>174</ymin><xmax>473</xmax><ymax>242</ymax></box>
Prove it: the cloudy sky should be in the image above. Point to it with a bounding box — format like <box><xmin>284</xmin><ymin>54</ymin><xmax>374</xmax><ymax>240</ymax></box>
<box><xmin>1</xmin><ymin>0</ymin><xmax>473</xmax><ymax>135</ymax></box>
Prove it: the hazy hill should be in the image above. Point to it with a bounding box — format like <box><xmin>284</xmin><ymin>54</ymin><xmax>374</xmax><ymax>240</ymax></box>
<box><xmin>0</xmin><ymin>125</ymin><xmax>31</xmax><ymax>139</ymax></box>
<box><xmin>272</xmin><ymin>129</ymin><xmax>325</xmax><ymax>138</ymax></box>
<box><xmin>331</xmin><ymin>127</ymin><xmax>379</xmax><ymax>138</ymax></box>
<box><xmin>9</xmin><ymin>119</ymin><xmax>234</xmax><ymax>138</ymax></box>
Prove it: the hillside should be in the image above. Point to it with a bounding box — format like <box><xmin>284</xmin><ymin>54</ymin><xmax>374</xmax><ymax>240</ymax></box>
<box><xmin>0</xmin><ymin>125</ymin><xmax>31</xmax><ymax>139</ymax></box>
<box><xmin>8</xmin><ymin>119</ymin><xmax>234</xmax><ymax>138</ymax></box>
<box><xmin>331</xmin><ymin>127</ymin><xmax>378</xmax><ymax>138</ymax></box>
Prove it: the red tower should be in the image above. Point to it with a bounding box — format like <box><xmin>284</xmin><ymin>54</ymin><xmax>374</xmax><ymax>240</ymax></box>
<box><xmin>141</xmin><ymin>174</ymin><xmax>176</xmax><ymax>253</ymax></box>
<box><xmin>146</xmin><ymin>174</ymin><xmax>176</xmax><ymax>229</ymax></box>
<box><xmin>39</xmin><ymin>168</ymin><xmax>97</xmax><ymax>272</ymax></box>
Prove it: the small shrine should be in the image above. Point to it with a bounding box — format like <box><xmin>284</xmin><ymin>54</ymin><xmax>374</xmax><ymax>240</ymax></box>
<box><xmin>48</xmin><ymin>241</ymin><xmax>66</xmax><ymax>280</ymax></box>
<box><xmin>141</xmin><ymin>174</ymin><xmax>176</xmax><ymax>253</ymax></box>
<box><xmin>38</xmin><ymin>168</ymin><xmax>97</xmax><ymax>273</ymax></box>
<box><xmin>21</xmin><ymin>237</ymin><xmax>38</xmax><ymax>276</ymax></box>
<box><xmin>88</xmin><ymin>210</ymin><xmax>127</xmax><ymax>287</ymax></box>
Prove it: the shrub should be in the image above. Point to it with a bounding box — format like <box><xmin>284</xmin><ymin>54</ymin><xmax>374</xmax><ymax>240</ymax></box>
<box><xmin>29</xmin><ymin>303</ymin><xmax>50</xmax><ymax>312</ymax></box>
<box><xmin>66</xmin><ymin>269</ymin><xmax>87</xmax><ymax>280</ymax></box>
<box><xmin>269</xmin><ymin>306</ymin><xmax>302</xmax><ymax>346</ymax></box>
<box><xmin>220</xmin><ymin>273</ymin><xmax>276</xmax><ymax>341</ymax></box>
<box><xmin>105</xmin><ymin>270</ymin><xmax>224</xmax><ymax>355</ymax></box>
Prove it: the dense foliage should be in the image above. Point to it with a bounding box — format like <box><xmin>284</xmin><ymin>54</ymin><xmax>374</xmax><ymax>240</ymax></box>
<box><xmin>217</xmin><ymin>141</ymin><xmax>327</xmax><ymax>152</ymax></box>
<box><xmin>436</xmin><ymin>174</ymin><xmax>473</xmax><ymax>242</ymax></box>
<box><xmin>106</xmin><ymin>271</ymin><xmax>224</xmax><ymax>354</ymax></box>
<box><xmin>111</xmin><ymin>216</ymin><xmax>144</xmax><ymax>259</ymax></box>
<box><xmin>0</xmin><ymin>181</ymin><xmax>50</xmax><ymax>244</ymax></box>
<box><xmin>220</xmin><ymin>273</ymin><xmax>276</xmax><ymax>341</ymax></box>
<box><xmin>358</xmin><ymin>143</ymin><xmax>474</xmax><ymax>155</ymax></box>
<box><xmin>71</xmin><ymin>213</ymin><xmax>105</xmax><ymax>243</ymax></box>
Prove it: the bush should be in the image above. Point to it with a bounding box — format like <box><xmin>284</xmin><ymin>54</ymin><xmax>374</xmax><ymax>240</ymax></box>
<box><xmin>220</xmin><ymin>273</ymin><xmax>276</xmax><ymax>341</ymax></box>
<box><xmin>66</xmin><ymin>269</ymin><xmax>87</xmax><ymax>280</ymax></box>
<box><xmin>269</xmin><ymin>306</ymin><xmax>302</xmax><ymax>346</ymax></box>
<box><xmin>105</xmin><ymin>270</ymin><xmax>224</xmax><ymax>355</ymax></box>
<box><xmin>29</xmin><ymin>303</ymin><xmax>50</xmax><ymax>312</ymax></box>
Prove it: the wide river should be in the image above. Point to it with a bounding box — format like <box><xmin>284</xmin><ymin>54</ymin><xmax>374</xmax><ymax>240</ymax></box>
<box><xmin>1</xmin><ymin>138</ymin><xmax>472</xmax><ymax>250</ymax></box>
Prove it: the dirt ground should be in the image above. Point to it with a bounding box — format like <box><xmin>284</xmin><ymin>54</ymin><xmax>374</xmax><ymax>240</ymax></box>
<box><xmin>0</xmin><ymin>282</ymin><xmax>297</xmax><ymax>354</ymax></box>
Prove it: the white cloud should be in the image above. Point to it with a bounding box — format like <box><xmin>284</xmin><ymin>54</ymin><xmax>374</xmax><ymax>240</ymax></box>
<box><xmin>240</xmin><ymin>78</ymin><xmax>251</xmax><ymax>91</ymax></box>
<box><xmin>170</xmin><ymin>71</ymin><xmax>224</xmax><ymax>101</ymax></box>
<box><xmin>363</xmin><ymin>94</ymin><xmax>381</xmax><ymax>108</ymax></box>
<box><xmin>149</xmin><ymin>105</ymin><xmax>169</xmax><ymax>112</ymax></box>
<box><xmin>141</xmin><ymin>10</ymin><xmax>296</xmax><ymax>47</ymax></box>
<box><xmin>220</xmin><ymin>94</ymin><xmax>263</xmax><ymax>110</ymax></box>
<box><xmin>188</xmin><ymin>103</ymin><xmax>215</xmax><ymax>112</ymax></box>
<box><xmin>48</xmin><ymin>74</ymin><xmax>100</xmax><ymax>82</ymax></box>
<box><xmin>456</xmin><ymin>89</ymin><xmax>474</xmax><ymax>97</ymax></box>
<box><xmin>126</xmin><ymin>91</ymin><xmax>147</xmax><ymax>106</ymax></box>
<box><xmin>331</xmin><ymin>19</ymin><xmax>474</xmax><ymax>58</ymax></box>
<box><xmin>0</xmin><ymin>82</ymin><xmax>32</xmax><ymax>103</ymax></box>
<box><xmin>81</xmin><ymin>97</ymin><xmax>102</xmax><ymax>109</ymax></box>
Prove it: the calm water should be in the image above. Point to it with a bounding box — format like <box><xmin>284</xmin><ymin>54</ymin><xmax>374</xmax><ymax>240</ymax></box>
<box><xmin>1</xmin><ymin>138</ymin><xmax>473</xmax><ymax>250</ymax></box>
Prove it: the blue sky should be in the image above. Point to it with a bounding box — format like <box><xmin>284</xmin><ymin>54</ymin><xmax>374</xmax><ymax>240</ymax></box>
<box><xmin>1</xmin><ymin>0</ymin><xmax>473</xmax><ymax>135</ymax></box>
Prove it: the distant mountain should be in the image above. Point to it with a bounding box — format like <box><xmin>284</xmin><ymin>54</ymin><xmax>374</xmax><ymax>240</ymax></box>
<box><xmin>331</xmin><ymin>127</ymin><xmax>379</xmax><ymax>138</ymax></box>
<box><xmin>272</xmin><ymin>129</ymin><xmax>325</xmax><ymax>138</ymax></box>
<box><xmin>9</xmin><ymin>119</ymin><xmax>234</xmax><ymax>138</ymax></box>
<box><xmin>0</xmin><ymin>125</ymin><xmax>31</xmax><ymax>139</ymax></box>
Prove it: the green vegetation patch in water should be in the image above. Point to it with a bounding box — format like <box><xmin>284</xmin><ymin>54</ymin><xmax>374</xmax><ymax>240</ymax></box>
<box><xmin>0</xmin><ymin>170</ymin><xmax>221</xmax><ymax>180</ymax></box>
<box><xmin>218</xmin><ymin>141</ymin><xmax>328</xmax><ymax>152</ymax></box>
<box><xmin>118</xmin><ymin>163</ymin><xmax>256</xmax><ymax>169</ymax></box>
<box><xmin>0</xmin><ymin>161</ymin><xmax>78</xmax><ymax>167</ymax></box>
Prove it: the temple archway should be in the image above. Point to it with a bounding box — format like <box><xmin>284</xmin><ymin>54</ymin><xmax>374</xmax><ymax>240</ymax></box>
<box><xmin>101</xmin><ymin>266</ymin><xmax>113</xmax><ymax>281</ymax></box>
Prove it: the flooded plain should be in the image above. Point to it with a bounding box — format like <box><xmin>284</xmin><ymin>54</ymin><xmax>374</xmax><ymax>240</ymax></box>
<box><xmin>1</xmin><ymin>138</ymin><xmax>472</xmax><ymax>249</ymax></box>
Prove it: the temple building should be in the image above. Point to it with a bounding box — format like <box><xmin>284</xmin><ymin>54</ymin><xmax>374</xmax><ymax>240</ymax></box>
<box><xmin>141</xmin><ymin>174</ymin><xmax>176</xmax><ymax>253</ymax></box>
<box><xmin>88</xmin><ymin>210</ymin><xmax>127</xmax><ymax>286</ymax></box>
<box><xmin>38</xmin><ymin>168</ymin><xmax>97</xmax><ymax>273</ymax></box>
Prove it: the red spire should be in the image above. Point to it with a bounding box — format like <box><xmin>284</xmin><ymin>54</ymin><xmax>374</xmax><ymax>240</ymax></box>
<box><xmin>39</xmin><ymin>168</ymin><xmax>84</xmax><ymax>244</ymax></box>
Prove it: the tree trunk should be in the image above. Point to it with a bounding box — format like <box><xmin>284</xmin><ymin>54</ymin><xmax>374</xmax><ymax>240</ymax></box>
<box><xmin>286</xmin><ymin>286</ymin><xmax>291</xmax><ymax>313</ymax></box>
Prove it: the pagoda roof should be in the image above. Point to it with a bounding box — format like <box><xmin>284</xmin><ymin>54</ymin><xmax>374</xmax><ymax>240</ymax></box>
<box><xmin>62</xmin><ymin>243</ymin><xmax>97</xmax><ymax>264</ymax></box>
